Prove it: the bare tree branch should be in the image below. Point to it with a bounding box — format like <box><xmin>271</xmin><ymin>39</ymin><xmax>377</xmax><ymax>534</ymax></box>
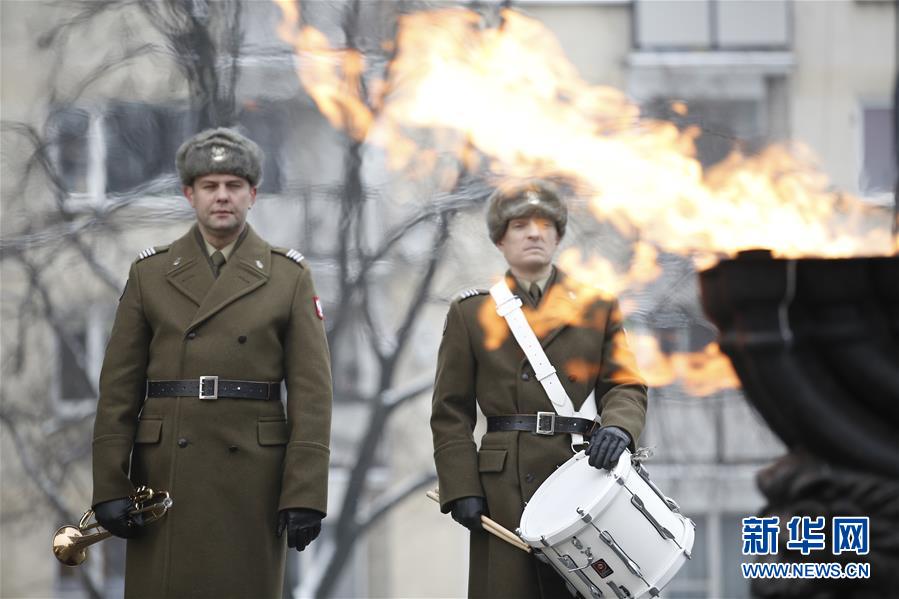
<box><xmin>381</xmin><ymin>375</ymin><xmax>434</xmax><ymax>412</ymax></box>
<box><xmin>0</xmin><ymin>403</ymin><xmax>104</xmax><ymax>599</ymax></box>
<box><xmin>317</xmin><ymin>379</ymin><xmax>431</xmax><ymax>597</ymax></box>
<box><xmin>38</xmin><ymin>0</ymin><xmax>137</xmax><ymax>49</ymax></box>
<box><xmin>66</xmin><ymin>43</ymin><xmax>163</xmax><ymax>108</ymax></box>
<box><xmin>381</xmin><ymin>213</ymin><xmax>449</xmax><ymax>388</ymax></box>
<box><xmin>355</xmin><ymin>472</ymin><xmax>437</xmax><ymax>536</ymax></box>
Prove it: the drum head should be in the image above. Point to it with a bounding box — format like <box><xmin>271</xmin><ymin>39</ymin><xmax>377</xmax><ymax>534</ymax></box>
<box><xmin>519</xmin><ymin>450</ymin><xmax>629</xmax><ymax>545</ymax></box>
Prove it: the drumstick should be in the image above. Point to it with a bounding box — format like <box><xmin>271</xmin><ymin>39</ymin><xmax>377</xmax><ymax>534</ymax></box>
<box><xmin>426</xmin><ymin>489</ymin><xmax>532</xmax><ymax>553</ymax></box>
<box><xmin>481</xmin><ymin>519</ymin><xmax>532</xmax><ymax>553</ymax></box>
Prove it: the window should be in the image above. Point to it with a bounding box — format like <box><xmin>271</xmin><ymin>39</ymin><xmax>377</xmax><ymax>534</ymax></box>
<box><xmin>103</xmin><ymin>101</ymin><xmax>189</xmax><ymax>193</ymax></box>
<box><xmin>48</xmin><ymin>106</ymin><xmax>91</xmax><ymax>194</ymax></box>
<box><xmin>859</xmin><ymin>105</ymin><xmax>896</xmax><ymax>196</ymax></box>
<box><xmin>634</xmin><ymin>0</ymin><xmax>791</xmax><ymax>51</ymax></box>
<box><xmin>666</xmin><ymin>514</ymin><xmax>708</xmax><ymax>598</ymax></box>
<box><xmin>105</xmin><ymin>98</ymin><xmax>290</xmax><ymax>194</ymax></box>
<box><xmin>238</xmin><ymin>99</ymin><xmax>287</xmax><ymax>193</ymax></box>
<box><xmin>50</xmin><ymin>102</ymin><xmax>187</xmax><ymax>203</ymax></box>
<box><xmin>665</xmin><ymin>513</ymin><xmax>753</xmax><ymax>598</ymax></box>
<box><xmin>54</xmin><ymin>305</ymin><xmax>111</xmax><ymax>410</ymax></box>
<box><xmin>57</xmin><ymin>328</ymin><xmax>95</xmax><ymax>401</ymax></box>
<box><xmin>722</xmin><ymin>514</ymin><xmax>753</xmax><ymax>598</ymax></box>
<box><xmin>50</xmin><ymin>99</ymin><xmax>291</xmax><ymax>199</ymax></box>
<box><xmin>643</xmin><ymin>96</ymin><xmax>769</xmax><ymax>168</ymax></box>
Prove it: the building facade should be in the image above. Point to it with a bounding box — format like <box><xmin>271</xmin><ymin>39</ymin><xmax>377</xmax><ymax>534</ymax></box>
<box><xmin>1</xmin><ymin>1</ymin><xmax>894</xmax><ymax>598</ymax></box>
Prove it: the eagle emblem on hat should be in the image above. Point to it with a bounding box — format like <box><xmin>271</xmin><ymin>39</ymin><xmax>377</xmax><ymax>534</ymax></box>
<box><xmin>210</xmin><ymin>145</ymin><xmax>228</xmax><ymax>162</ymax></box>
<box><xmin>525</xmin><ymin>191</ymin><xmax>541</xmax><ymax>205</ymax></box>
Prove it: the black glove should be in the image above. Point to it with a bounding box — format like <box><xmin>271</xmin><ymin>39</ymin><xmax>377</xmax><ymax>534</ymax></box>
<box><xmin>93</xmin><ymin>497</ymin><xmax>144</xmax><ymax>539</ymax></box>
<box><xmin>450</xmin><ymin>496</ymin><xmax>488</xmax><ymax>532</ymax></box>
<box><xmin>277</xmin><ymin>508</ymin><xmax>324</xmax><ymax>551</ymax></box>
<box><xmin>587</xmin><ymin>425</ymin><xmax>631</xmax><ymax>470</ymax></box>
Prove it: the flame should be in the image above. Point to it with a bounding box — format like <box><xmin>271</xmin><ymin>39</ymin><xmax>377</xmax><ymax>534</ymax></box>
<box><xmin>476</xmin><ymin>279</ymin><xmax>738</xmax><ymax>395</ymax></box>
<box><xmin>670</xmin><ymin>101</ymin><xmax>689</xmax><ymax>117</ymax></box>
<box><xmin>274</xmin><ymin>3</ymin><xmax>894</xmax><ymax>395</ymax></box>
<box><xmin>553</xmin><ymin>247</ymin><xmax>736</xmax><ymax>395</ymax></box>
<box><xmin>557</xmin><ymin>244</ymin><xmax>662</xmax><ymax>299</ymax></box>
<box><xmin>275</xmin><ymin>4</ymin><xmax>892</xmax><ymax>262</ymax></box>
<box><xmin>477</xmin><ymin>274</ymin><xmax>616</xmax><ymax>351</ymax></box>
<box><xmin>630</xmin><ymin>336</ymin><xmax>740</xmax><ymax>396</ymax></box>
<box><xmin>274</xmin><ymin>0</ymin><xmax>373</xmax><ymax>140</ymax></box>
<box><xmin>565</xmin><ymin>358</ymin><xmax>601</xmax><ymax>382</ymax></box>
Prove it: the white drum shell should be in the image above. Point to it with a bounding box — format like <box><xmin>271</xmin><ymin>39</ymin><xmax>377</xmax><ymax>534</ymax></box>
<box><xmin>519</xmin><ymin>451</ymin><xmax>695</xmax><ymax>599</ymax></box>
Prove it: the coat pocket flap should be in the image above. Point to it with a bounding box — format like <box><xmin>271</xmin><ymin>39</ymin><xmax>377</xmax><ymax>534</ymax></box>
<box><xmin>478</xmin><ymin>449</ymin><xmax>507</xmax><ymax>473</ymax></box>
<box><xmin>134</xmin><ymin>418</ymin><xmax>162</xmax><ymax>444</ymax></box>
<box><xmin>258</xmin><ymin>420</ymin><xmax>289</xmax><ymax>446</ymax></box>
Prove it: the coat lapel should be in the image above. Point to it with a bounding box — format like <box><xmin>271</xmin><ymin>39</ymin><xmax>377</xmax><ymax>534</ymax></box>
<box><xmin>534</xmin><ymin>268</ymin><xmax>572</xmax><ymax>349</ymax></box>
<box><xmin>503</xmin><ymin>267</ymin><xmax>572</xmax><ymax>351</ymax></box>
<box><xmin>187</xmin><ymin>225</ymin><xmax>271</xmax><ymax>331</ymax></box>
<box><xmin>166</xmin><ymin>227</ymin><xmax>214</xmax><ymax>306</ymax></box>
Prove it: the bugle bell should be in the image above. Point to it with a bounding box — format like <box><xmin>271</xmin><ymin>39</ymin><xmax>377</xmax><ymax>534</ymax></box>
<box><xmin>52</xmin><ymin>485</ymin><xmax>173</xmax><ymax>566</ymax></box>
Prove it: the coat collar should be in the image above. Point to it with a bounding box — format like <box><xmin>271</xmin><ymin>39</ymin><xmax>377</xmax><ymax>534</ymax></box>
<box><xmin>165</xmin><ymin>224</ymin><xmax>271</xmax><ymax>331</ymax></box>
<box><xmin>507</xmin><ymin>266</ymin><xmax>559</xmax><ymax>309</ymax></box>
<box><xmin>504</xmin><ymin>266</ymin><xmax>579</xmax><ymax>349</ymax></box>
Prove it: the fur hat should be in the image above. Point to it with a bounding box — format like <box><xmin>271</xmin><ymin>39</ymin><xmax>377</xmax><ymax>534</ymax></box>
<box><xmin>175</xmin><ymin>127</ymin><xmax>263</xmax><ymax>187</ymax></box>
<box><xmin>486</xmin><ymin>180</ymin><xmax>567</xmax><ymax>243</ymax></box>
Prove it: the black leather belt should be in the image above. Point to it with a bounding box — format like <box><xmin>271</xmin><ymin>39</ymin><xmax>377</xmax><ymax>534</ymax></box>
<box><xmin>146</xmin><ymin>377</ymin><xmax>281</xmax><ymax>401</ymax></box>
<box><xmin>487</xmin><ymin>413</ymin><xmax>596</xmax><ymax>436</ymax></box>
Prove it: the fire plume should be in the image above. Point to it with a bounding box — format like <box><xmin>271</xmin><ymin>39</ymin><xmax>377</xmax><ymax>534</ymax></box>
<box><xmin>274</xmin><ymin>3</ymin><xmax>895</xmax><ymax>396</ymax></box>
<box><xmin>557</xmin><ymin>244</ymin><xmax>662</xmax><ymax>299</ymax></box>
<box><xmin>274</xmin><ymin>0</ymin><xmax>373</xmax><ymax>140</ymax></box>
<box><xmin>476</xmin><ymin>278</ymin><xmax>738</xmax><ymax>396</ymax></box>
<box><xmin>275</xmin><ymin>4</ymin><xmax>893</xmax><ymax>262</ymax></box>
<box><xmin>630</xmin><ymin>336</ymin><xmax>740</xmax><ymax>397</ymax></box>
<box><xmin>477</xmin><ymin>275</ymin><xmax>616</xmax><ymax>352</ymax></box>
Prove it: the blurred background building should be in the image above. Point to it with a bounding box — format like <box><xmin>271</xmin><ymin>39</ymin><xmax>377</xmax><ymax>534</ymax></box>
<box><xmin>521</xmin><ymin>1</ymin><xmax>893</xmax><ymax>597</ymax></box>
<box><xmin>1</xmin><ymin>0</ymin><xmax>894</xmax><ymax>598</ymax></box>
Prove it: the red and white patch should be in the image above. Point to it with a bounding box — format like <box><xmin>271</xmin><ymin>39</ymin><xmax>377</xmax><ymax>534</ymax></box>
<box><xmin>313</xmin><ymin>296</ymin><xmax>325</xmax><ymax>320</ymax></box>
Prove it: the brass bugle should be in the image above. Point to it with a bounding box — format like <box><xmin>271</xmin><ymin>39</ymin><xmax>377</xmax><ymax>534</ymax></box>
<box><xmin>52</xmin><ymin>485</ymin><xmax>173</xmax><ymax>566</ymax></box>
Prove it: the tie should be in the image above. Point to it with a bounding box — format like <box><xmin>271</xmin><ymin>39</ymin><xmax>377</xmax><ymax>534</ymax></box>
<box><xmin>210</xmin><ymin>251</ymin><xmax>226</xmax><ymax>278</ymax></box>
<box><xmin>529</xmin><ymin>282</ymin><xmax>542</xmax><ymax>305</ymax></box>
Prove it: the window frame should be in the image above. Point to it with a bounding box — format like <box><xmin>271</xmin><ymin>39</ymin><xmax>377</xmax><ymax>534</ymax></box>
<box><xmin>856</xmin><ymin>99</ymin><xmax>896</xmax><ymax>203</ymax></box>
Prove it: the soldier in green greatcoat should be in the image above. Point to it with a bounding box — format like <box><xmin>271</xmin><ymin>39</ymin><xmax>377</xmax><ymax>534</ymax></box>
<box><xmin>90</xmin><ymin>128</ymin><xmax>332</xmax><ymax>598</ymax></box>
<box><xmin>430</xmin><ymin>181</ymin><xmax>648</xmax><ymax>598</ymax></box>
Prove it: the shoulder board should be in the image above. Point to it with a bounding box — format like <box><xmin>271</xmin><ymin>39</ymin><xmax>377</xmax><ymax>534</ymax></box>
<box><xmin>136</xmin><ymin>244</ymin><xmax>170</xmax><ymax>262</ymax></box>
<box><xmin>272</xmin><ymin>247</ymin><xmax>306</xmax><ymax>267</ymax></box>
<box><xmin>457</xmin><ymin>288</ymin><xmax>488</xmax><ymax>301</ymax></box>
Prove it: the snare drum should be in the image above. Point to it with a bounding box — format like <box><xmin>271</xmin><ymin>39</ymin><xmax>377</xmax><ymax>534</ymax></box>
<box><xmin>518</xmin><ymin>450</ymin><xmax>694</xmax><ymax>599</ymax></box>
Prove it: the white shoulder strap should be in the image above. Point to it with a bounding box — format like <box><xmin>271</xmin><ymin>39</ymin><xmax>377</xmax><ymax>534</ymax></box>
<box><xmin>489</xmin><ymin>280</ymin><xmax>597</xmax><ymax>445</ymax></box>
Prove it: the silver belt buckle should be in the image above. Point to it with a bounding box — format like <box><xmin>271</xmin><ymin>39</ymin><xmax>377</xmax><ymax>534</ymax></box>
<box><xmin>535</xmin><ymin>412</ymin><xmax>555</xmax><ymax>435</ymax></box>
<box><xmin>199</xmin><ymin>376</ymin><xmax>219</xmax><ymax>400</ymax></box>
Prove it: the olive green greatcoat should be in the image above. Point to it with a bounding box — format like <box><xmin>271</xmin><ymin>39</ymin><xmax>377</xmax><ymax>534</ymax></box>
<box><xmin>431</xmin><ymin>268</ymin><xmax>647</xmax><ymax>599</ymax></box>
<box><xmin>91</xmin><ymin>224</ymin><xmax>332</xmax><ymax>599</ymax></box>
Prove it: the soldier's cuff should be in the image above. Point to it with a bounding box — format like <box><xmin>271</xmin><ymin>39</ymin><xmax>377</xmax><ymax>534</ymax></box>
<box><xmin>596</xmin><ymin>416</ymin><xmax>639</xmax><ymax>449</ymax></box>
<box><xmin>278</xmin><ymin>442</ymin><xmax>330</xmax><ymax>514</ymax></box>
<box><xmin>434</xmin><ymin>441</ymin><xmax>483</xmax><ymax>513</ymax></box>
<box><xmin>91</xmin><ymin>437</ymin><xmax>137</xmax><ymax>505</ymax></box>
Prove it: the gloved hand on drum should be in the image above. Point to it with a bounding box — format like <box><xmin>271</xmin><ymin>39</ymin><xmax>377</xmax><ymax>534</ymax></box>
<box><xmin>278</xmin><ymin>508</ymin><xmax>324</xmax><ymax>551</ymax></box>
<box><xmin>587</xmin><ymin>425</ymin><xmax>631</xmax><ymax>470</ymax></box>
<box><xmin>450</xmin><ymin>496</ymin><xmax>488</xmax><ymax>532</ymax></box>
<box><xmin>93</xmin><ymin>497</ymin><xmax>145</xmax><ymax>539</ymax></box>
